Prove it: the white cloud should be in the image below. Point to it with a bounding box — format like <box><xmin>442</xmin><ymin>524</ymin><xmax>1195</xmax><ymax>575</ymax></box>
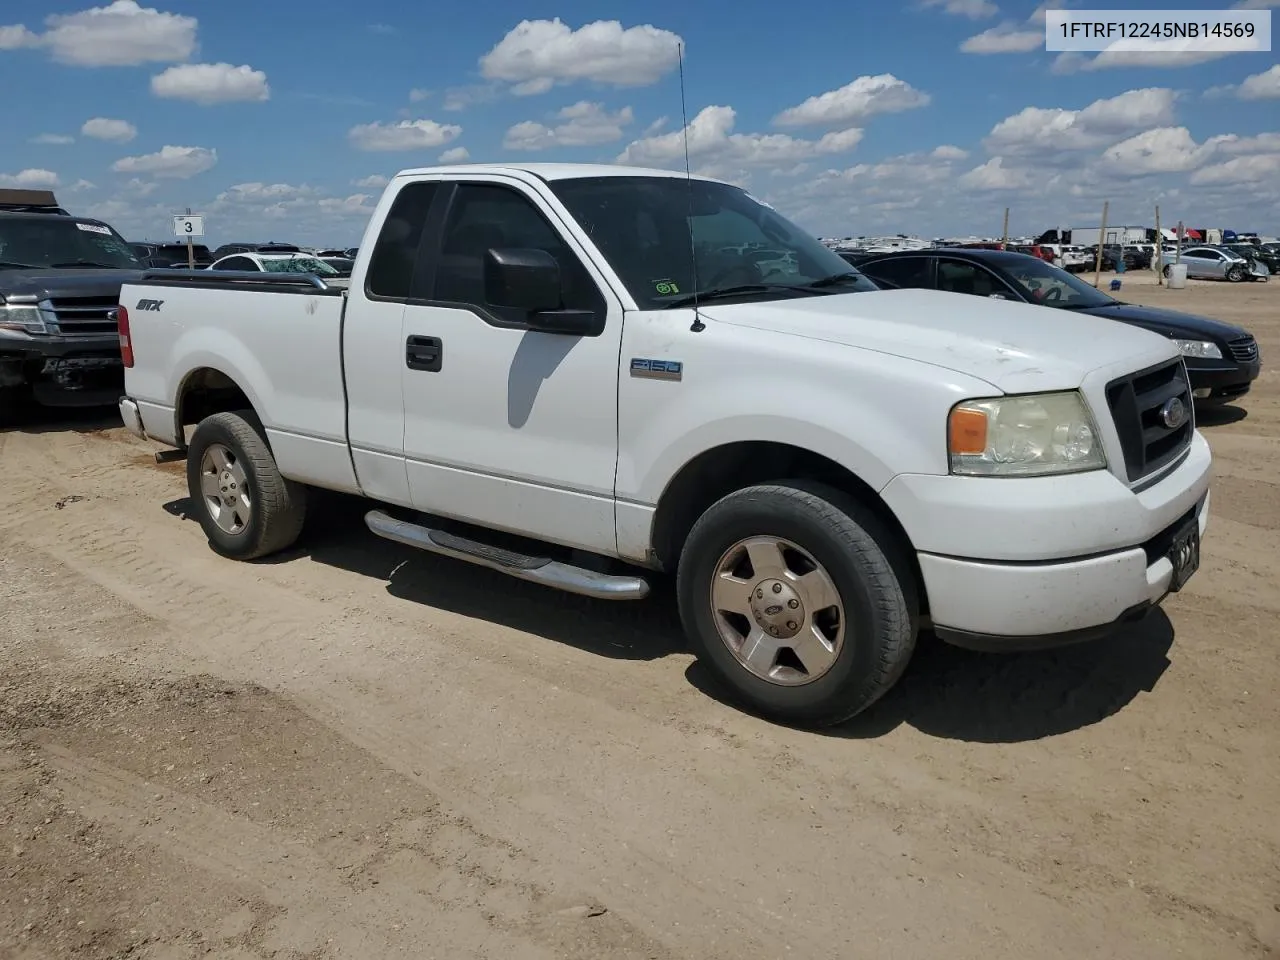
<box><xmin>111</xmin><ymin>145</ymin><xmax>217</xmax><ymax>179</ymax></box>
<box><xmin>0</xmin><ymin>169</ymin><xmax>59</xmax><ymax>188</ymax></box>
<box><xmin>1206</xmin><ymin>132</ymin><xmax>1280</xmax><ymax>154</ymax></box>
<box><xmin>1098</xmin><ymin>127</ymin><xmax>1214</xmax><ymax>175</ymax></box>
<box><xmin>642</xmin><ymin>117</ymin><xmax>668</xmax><ymax>137</ymax></box>
<box><xmin>317</xmin><ymin>194</ymin><xmax>377</xmax><ymax>218</ymax></box>
<box><xmin>932</xmin><ymin>144</ymin><xmax>970</xmax><ymax>160</ymax></box>
<box><xmin>1190</xmin><ymin>153</ymin><xmax>1280</xmax><ymax>184</ymax></box>
<box><xmin>0</xmin><ymin>25</ymin><xmax>39</xmax><ymax>48</ymax></box>
<box><xmin>347</xmin><ymin>118</ymin><xmax>462</xmax><ymax>151</ymax></box>
<box><xmin>479</xmin><ymin>18</ymin><xmax>682</xmax><ymax>93</ymax></box>
<box><xmin>408</xmin><ymin>88</ymin><xmax>431</xmax><ymax>103</ymax></box>
<box><xmin>151</xmin><ymin>63</ymin><xmax>270</xmax><ymax>105</ymax></box>
<box><xmin>441</xmin><ymin>84</ymin><xmax>499</xmax><ymax>111</ymax></box>
<box><xmin>438</xmin><ymin>146</ymin><xmax>470</xmax><ymax>163</ymax></box>
<box><xmin>353</xmin><ymin>174</ymin><xmax>390</xmax><ymax>189</ymax></box>
<box><xmin>504</xmin><ymin>102</ymin><xmax>634</xmax><ymax>150</ymax></box>
<box><xmin>120</xmin><ymin>177</ymin><xmax>158</xmax><ymax>197</ymax></box>
<box><xmin>961</xmin><ymin>22</ymin><xmax>1043</xmax><ymax>52</ymax></box>
<box><xmin>958</xmin><ymin>156</ymin><xmax>1035</xmax><ymax>190</ymax></box>
<box><xmin>31</xmin><ymin>133</ymin><xmax>75</xmax><ymax>145</ymax></box>
<box><xmin>214</xmin><ymin>182</ymin><xmax>319</xmax><ymax>205</ymax></box>
<box><xmin>81</xmin><ymin>117</ymin><xmax>137</xmax><ymax>142</ymax></box>
<box><xmin>7</xmin><ymin>0</ymin><xmax>197</xmax><ymax>67</ymax></box>
<box><xmin>983</xmin><ymin>87</ymin><xmax>1177</xmax><ymax>156</ymax></box>
<box><xmin>1238</xmin><ymin>64</ymin><xmax>1280</xmax><ymax>99</ymax></box>
<box><xmin>617</xmin><ymin>105</ymin><xmax>863</xmax><ymax>171</ymax></box>
<box><xmin>921</xmin><ymin>0</ymin><xmax>998</xmax><ymax>18</ymax></box>
<box><xmin>69</xmin><ymin>179</ymin><xmax>95</xmax><ymax>192</ymax></box>
<box><xmin>773</xmin><ymin>74</ymin><xmax>931</xmax><ymax>128</ymax></box>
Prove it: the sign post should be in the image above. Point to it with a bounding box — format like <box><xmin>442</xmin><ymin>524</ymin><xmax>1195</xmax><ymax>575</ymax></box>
<box><xmin>172</xmin><ymin>209</ymin><xmax>205</xmax><ymax>269</ymax></box>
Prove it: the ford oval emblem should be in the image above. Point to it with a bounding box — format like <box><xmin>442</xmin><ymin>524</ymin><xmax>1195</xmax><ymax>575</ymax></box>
<box><xmin>1159</xmin><ymin>396</ymin><xmax>1188</xmax><ymax>430</ymax></box>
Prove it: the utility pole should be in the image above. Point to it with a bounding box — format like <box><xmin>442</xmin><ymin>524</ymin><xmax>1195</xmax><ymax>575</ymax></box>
<box><xmin>1154</xmin><ymin>205</ymin><xmax>1162</xmax><ymax>285</ymax></box>
<box><xmin>186</xmin><ymin>206</ymin><xmax>194</xmax><ymax>269</ymax></box>
<box><xmin>1001</xmin><ymin>207</ymin><xmax>1009</xmax><ymax>250</ymax></box>
<box><xmin>1092</xmin><ymin>200</ymin><xmax>1109</xmax><ymax>288</ymax></box>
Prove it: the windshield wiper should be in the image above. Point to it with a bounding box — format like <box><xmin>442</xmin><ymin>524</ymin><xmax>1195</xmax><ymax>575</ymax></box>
<box><xmin>804</xmin><ymin>271</ymin><xmax>866</xmax><ymax>289</ymax></box>
<box><xmin>0</xmin><ymin>260</ymin><xmax>43</xmax><ymax>270</ymax></box>
<box><xmin>661</xmin><ymin>282</ymin><xmax>830</xmax><ymax>309</ymax></box>
<box><xmin>48</xmin><ymin>259</ymin><xmax>126</xmax><ymax>269</ymax></box>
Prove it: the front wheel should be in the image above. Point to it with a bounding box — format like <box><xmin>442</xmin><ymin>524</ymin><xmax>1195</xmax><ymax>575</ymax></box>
<box><xmin>1163</xmin><ymin>264</ymin><xmax>1172</xmax><ymax>278</ymax></box>
<box><xmin>676</xmin><ymin>481</ymin><xmax>917</xmax><ymax>727</ymax></box>
<box><xmin>185</xmin><ymin>410</ymin><xmax>307</xmax><ymax>560</ymax></box>
<box><xmin>1227</xmin><ymin>264</ymin><xmax>1247</xmax><ymax>282</ymax></box>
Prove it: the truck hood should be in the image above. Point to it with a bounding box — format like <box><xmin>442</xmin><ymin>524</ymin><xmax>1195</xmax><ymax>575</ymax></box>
<box><xmin>697</xmin><ymin>287</ymin><xmax>1179</xmax><ymax>393</ymax></box>
<box><xmin>0</xmin><ymin>267</ymin><xmax>143</xmax><ymax>302</ymax></box>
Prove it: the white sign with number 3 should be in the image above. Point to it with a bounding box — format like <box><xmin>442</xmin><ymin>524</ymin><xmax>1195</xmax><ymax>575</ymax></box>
<box><xmin>173</xmin><ymin>215</ymin><xmax>204</xmax><ymax>238</ymax></box>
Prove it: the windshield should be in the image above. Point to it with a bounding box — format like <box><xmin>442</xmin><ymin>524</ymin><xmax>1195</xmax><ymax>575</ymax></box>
<box><xmin>999</xmin><ymin>254</ymin><xmax>1116</xmax><ymax>309</ymax></box>
<box><xmin>0</xmin><ymin>217</ymin><xmax>141</xmax><ymax>269</ymax></box>
<box><xmin>547</xmin><ymin>175</ymin><xmax>877</xmax><ymax>309</ymax></box>
<box><xmin>261</xmin><ymin>256</ymin><xmax>339</xmax><ymax>276</ymax></box>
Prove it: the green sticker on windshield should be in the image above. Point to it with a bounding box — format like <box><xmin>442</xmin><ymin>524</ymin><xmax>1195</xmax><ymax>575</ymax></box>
<box><xmin>653</xmin><ymin>278</ymin><xmax>679</xmax><ymax>295</ymax></box>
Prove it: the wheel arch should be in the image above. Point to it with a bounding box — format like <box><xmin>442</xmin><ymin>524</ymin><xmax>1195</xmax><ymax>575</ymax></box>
<box><xmin>648</xmin><ymin>440</ymin><xmax>925</xmax><ymax>614</ymax></box>
<box><xmin>173</xmin><ymin>366</ymin><xmax>261</xmax><ymax>445</ymax></box>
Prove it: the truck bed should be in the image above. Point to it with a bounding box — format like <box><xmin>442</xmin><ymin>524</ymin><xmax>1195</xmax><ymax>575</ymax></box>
<box><xmin>121</xmin><ymin>270</ymin><xmax>357</xmax><ymax>492</ymax></box>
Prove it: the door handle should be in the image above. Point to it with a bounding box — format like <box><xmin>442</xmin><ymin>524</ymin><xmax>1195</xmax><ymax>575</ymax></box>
<box><xmin>406</xmin><ymin>335</ymin><xmax>442</xmax><ymax>372</ymax></box>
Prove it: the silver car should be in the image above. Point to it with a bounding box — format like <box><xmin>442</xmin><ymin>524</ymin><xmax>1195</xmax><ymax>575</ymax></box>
<box><xmin>1160</xmin><ymin>245</ymin><xmax>1267</xmax><ymax>282</ymax></box>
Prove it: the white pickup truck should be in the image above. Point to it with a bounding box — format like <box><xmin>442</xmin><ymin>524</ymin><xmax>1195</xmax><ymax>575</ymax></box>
<box><xmin>116</xmin><ymin>162</ymin><xmax>1210</xmax><ymax>726</ymax></box>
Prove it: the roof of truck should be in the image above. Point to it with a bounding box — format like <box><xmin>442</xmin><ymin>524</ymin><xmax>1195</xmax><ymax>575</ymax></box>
<box><xmin>391</xmin><ymin>163</ymin><xmax>729</xmax><ymax>184</ymax></box>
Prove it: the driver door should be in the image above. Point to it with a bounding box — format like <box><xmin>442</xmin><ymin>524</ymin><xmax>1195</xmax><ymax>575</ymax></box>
<box><xmin>400</xmin><ymin>178</ymin><xmax>625</xmax><ymax>556</ymax></box>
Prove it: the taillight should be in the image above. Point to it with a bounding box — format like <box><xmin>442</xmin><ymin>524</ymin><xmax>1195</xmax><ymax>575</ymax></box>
<box><xmin>117</xmin><ymin>305</ymin><xmax>133</xmax><ymax>367</ymax></box>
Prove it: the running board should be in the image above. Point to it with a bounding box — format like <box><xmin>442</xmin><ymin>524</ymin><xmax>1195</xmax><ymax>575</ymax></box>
<box><xmin>364</xmin><ymin>510</ymin><xmax>650</xmax><ymax>600</ymax></box>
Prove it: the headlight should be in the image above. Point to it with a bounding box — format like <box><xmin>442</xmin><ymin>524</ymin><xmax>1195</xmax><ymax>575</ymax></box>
<box><xmin>1173</xmin><ymin>339</ymin><xmax>1222</xmax><ymax>360</ymax></box>
<box><xmin>948</xmin><ymin>390</ymin><xmax>1106</xmax><ymax>477</ymax></box>
<box><xmin>0</xmin><ymin>304</ymin><xmax>47</xmax><ymax>334</ymax></box>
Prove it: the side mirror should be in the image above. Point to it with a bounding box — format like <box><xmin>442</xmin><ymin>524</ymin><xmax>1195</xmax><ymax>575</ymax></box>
<box><xmin>485</xmin><ymin>247</ymin><xmax>561</xmax><ymax>313</ymax></box>
<box><xmin>483</xmin><ymin>246</ymin><xmax>602</xmax><ymax>336</ymax></box>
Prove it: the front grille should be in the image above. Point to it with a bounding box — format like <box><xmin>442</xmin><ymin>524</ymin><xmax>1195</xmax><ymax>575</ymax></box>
<box><xmin>1227</xmin><ymin>335</ymin><xmax>1260</xmax><ymax>364</ymax></box>
<box><xmin>43</xmin><ymin>296</ymin><xmax>119</xmax><ymax>336</ymax></box>
<box><xmin>1105</xmin><ymin>358</ymin><xmax>1194</xmax><ymax>483</ymax></box>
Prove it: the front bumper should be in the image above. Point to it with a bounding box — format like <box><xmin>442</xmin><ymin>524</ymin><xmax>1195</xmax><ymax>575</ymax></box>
<box><xmin>1184</xmin><ymin>357</ymin><xmax>1261</xmax><ymax>403</ymax></box>
<box><xmin>882</xmin><ymin>430</ymin><xmax>1212</xmax><ymax>649</ymax></box>
<box><xmin>0</xmin><ymin>332</ymin><xmax>123</xmax><ymax>405</ymax></box>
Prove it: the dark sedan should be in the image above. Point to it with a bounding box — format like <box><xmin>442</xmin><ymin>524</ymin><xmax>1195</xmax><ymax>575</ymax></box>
<box><xmin>844</xmin><ymin>248</ymin><xmax>1262</xmax><ymax>406</ymax></box>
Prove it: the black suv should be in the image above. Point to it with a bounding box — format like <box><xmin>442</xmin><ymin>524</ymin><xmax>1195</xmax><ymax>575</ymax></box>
<box><xmin>1</xmin><ymin>189</ymin><xmax>142</xmax><ymax>419</ymax></box>
<box><xmin>130</xmin><ymin>241</ymin><xmax>214</xmax><ymax>269</ymax></box>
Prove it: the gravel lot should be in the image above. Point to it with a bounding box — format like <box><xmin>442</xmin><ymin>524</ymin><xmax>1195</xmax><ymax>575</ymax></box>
<box><xmin>2</xmin><ymin>277</ymin><xmax>1278</xmax><ymax>960</ymax></box>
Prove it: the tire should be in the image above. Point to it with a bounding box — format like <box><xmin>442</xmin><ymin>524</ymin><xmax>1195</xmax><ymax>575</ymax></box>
<box><xmin>1227</xmin><ymin>264</ymin><xmax>1247</xmax><ymax>283</ymax></box>
<box><xmin>1162</xmin><ymin>264</ymin><xmax>1172</xmax><ymax>279</ymax></box>
<box><xmin>0</xmin><ymin>385</ymin><xmax>33</xmax><ymax>428</ymax></box>
<box><xmin>676</xmin><ymin>480</ymin><xmax>917</xmax><ymax>727</ymax></box>
<box><xmin>185</xmin><ymin>409</ymin><xmax>307</xmax><ymax>560</ymax></box>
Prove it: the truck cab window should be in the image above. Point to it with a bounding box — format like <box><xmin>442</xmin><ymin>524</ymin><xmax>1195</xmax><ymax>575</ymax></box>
<box><xmin>366</xmin><ymin>181</ymin><xmax>439</xmax><ymax>301</ymax></box>
<box><xmin>432</xmin><ymin>183</ymin><xmax>601</xmax><ymax>319</ymax></box>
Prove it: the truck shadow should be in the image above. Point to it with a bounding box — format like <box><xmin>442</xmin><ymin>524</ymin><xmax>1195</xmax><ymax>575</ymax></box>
<box><xmin>1</xmin><ymin>403</ymin><xmax>122</xmax><ymax>435</ymax></box>
<box><xmin>687</xmin><ymin>611</ymin><xmax>1173</xmax><ymax>743</ymax></box>
<box><xmin>1194</xmin><ymin>404</ymin><xmax>1247</xmax><ymax>427</ymax></box>
<box><xmin>162</xmin><ymin>490</ymin><xmax>1175</xmax><ymax>743</ymax></box>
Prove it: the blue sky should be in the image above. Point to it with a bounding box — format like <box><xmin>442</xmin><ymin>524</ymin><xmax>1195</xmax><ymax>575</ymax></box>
<box><xmin>2</xmin><ymin>0</ymin><xmax>1277</xmax><ymax>246</ymax></box>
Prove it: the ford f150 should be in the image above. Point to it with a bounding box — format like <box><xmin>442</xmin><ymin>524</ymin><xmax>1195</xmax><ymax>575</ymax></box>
<box><xmin>115</xmin><ymin>163</ymin><xmax>1211</xmax><ymax>726</ymax></box>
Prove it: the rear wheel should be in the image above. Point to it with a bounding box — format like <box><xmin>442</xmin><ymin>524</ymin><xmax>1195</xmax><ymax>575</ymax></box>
<box><xmin>676</xmin><ymin>481</ymin><xmax>917</xmax><ymax>727</ymax></box>
<box><xmin>185</xmin><ymin>410</ymin><xmax>307</xmax><ymax>560</ymax></box>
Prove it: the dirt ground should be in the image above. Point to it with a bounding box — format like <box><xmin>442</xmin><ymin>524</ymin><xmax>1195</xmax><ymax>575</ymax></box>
<box><xmin>2</xmin><ymin>278</ymin><xmax>1278</xmax><ymax>960</ymax></box>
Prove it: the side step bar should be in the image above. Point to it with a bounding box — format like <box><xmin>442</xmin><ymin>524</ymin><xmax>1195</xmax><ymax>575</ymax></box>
<box><xmin>364</xmin><ymin>510</ymin><xmax>650</xmax><ymax>601</ymax></box>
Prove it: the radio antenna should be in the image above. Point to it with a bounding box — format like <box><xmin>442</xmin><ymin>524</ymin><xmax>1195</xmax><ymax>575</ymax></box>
<box><xmin>677</xmin><ymin>41</ymin><xmax>704</xmax><ymax>333</ymax></box>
